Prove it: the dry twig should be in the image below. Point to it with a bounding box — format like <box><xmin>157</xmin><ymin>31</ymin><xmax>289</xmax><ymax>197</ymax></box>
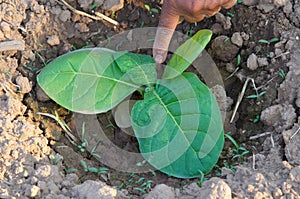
<box><xmin>249</xmin><ymin>132</ymin><xmax>273</xmax><ymax>140</ymax></box>
<box><xmin>37</xmin><ymin>111</ymin><xmax>79</xmax><ymax>145</ymax></box>
<box><xmin>230</xmin><ymin>78</ymin><xmax>260</xmax><ymax>123</ymax></box>
<box><xmin>57</xmin><ymin>0</ymin><xmax>119</xmax><ymax>26</ymax></box>
<box><xmin>0</xmin><ymin>40</ymin><xmax>25</xmax><ymax>51</ymax></box>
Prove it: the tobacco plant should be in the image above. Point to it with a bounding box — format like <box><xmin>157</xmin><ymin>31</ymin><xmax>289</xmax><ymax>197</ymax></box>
<box><xmin>37</xmin><ymin>30</ymin><xmax>224</xmax><ymax>178</ymax></box>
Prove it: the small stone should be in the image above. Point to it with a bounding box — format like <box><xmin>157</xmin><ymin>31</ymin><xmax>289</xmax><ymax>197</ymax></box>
<box><xmin>77</xmin><ymin>0</ymin><xmax>94</xmax><ymax>10</ymax></box>
<box><xmin>242</xmin><ymin>0</ymin><xmax>258</xmax><ymax>6</ymax></box>
<box><xmin>274</xmin><ymin>0</ymin><xmax>287</xmax><ymax>6</ymax></box>
<box><xmin>47</xmin><ymin>35</ymin><xmax>60</xmax><ymax>46</ymax></box>
<box><xmin>145</xmin><ymin>184</ymin><xmax>175</xmax><ymax>199</ymax></box>
<box><xmin>275</xmin><ymin>48</ymin><xmax>283</xmax><ymax>56</ymax></box>
<box><xmin>198</xmin><ymin>178</ymin><xmax>231</xmax><ymax>199</ymax></box>
<box><xmin>247</xmin><ymin>53</ymin><xmax>258</xmax><ymax>70</ymax></box>
<box><xmin>75</xmin><ymin>22</ymin><xmax>89</xmax><ymax>33</ymax></box>
<box><xmin>47</xmin><ymin>181</ymin><xmax>60</xmax><ymax>194</ymax></box>
<box><xmin>257</xmin><ymin>3</ymin><xmax>275</xmax><ymax>13</ymax></box>
<box><xmin>231</xmin><ymin>32</ymin><xmax>243</xmax><ymax>47</ymax></box>
<box><xmin>269</xmin><ymin>52</ymin><xmax>275</xmax><ymax>58</ymax></box>
<box><xmin>25</xmin><ymin>185</ymin><xmax>40</xmax><ymax>197</ymax></box>
<box><xmin>210</xmin><ymin>35</ymin><xmax>239</xmax><ymax>62</ymax></box>
<box><xmin>257</xmin><ymin>57</ymin><xmax>269</xmax><ymax>67</ymax></box>
<box><xmin>241</xmin><ymin>32</ymin><xmax>250</xmax><ymax>41</ymax></box>
<box><xmin>16</xmin><ymin>76</ymin><xmax>32</xmax><ymax>94</ymax></box>
<box><xmin>59</xmin><ymin>10</ymin><xmax>71</xmax><ymax>22</ymax></box>
<box><xmin>273</xmin><ymin>188</ymin><xmax>283</xmax><ymax>197</ymax></box>
<box><xmin>226</xmin><ymin>63</ymin><xmax>236</xmax><ymax>73</ymax></box>
<box><xmin>72</xmin><ymin>180</ymin><xmax>117</xmax><ymax>198</ymax></box>
<box><xmin>0</xmin><ymin>21</ymin><xmax>11</xmax><ymax>33</ymax></box>
<box><xmin>215</xmin><ymin>13</ymin><xmax>232</xmax><ymax>30</ymax></box>
<box><xmin>36</xmin><ymin>85</ymin><xmax>50</xmax><ymax>102</ymax></box>
<box><xmin>283</xmin><ymin>0</ymin><xmax>293</xmax><ymax>14</ymax></box>
<box><xmin>50</xmin><ymin>5</ymin><xmax>62</xmax><ymax>15</ymax></box>
<box><xmin>22</xmin><ymin>50</ymin><xmax>35</xmax><ymax>62</ymax></box>
<box><xmin>37</xmin><ymin>181</ymin><xmax>48</xmax><ymax>194</ymax></box>
<box><xmin>285</xmin><ymin>40</ymin><xmax>295</xmax><ymax>50</ymax></box>
<box><xmin>30</xmin><ymin>176</ymin><xmax>38</xmax><ymax>184</ymax></box>
<box><xmin>0</xmin><ymin>30</ymin><xmax>5</xmax><ymax>40</ymax></box>
<box><xmin>102</xmin><ymin>0</ymin><xmax>124</xmax><ymax>12</ymax></box>
<box><xmin>211</xmin><ymin>23</ymin><xmax>223</xmax><ymax>34</ymax></box>
<box><xmin>289</xmin><ymin>166</ymin><xmax>300</xmax><ymax>183</ymax></box>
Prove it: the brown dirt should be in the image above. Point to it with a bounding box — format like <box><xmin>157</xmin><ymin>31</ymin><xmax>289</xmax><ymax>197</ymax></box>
<box><xmin>0</xmin><ymin>0</ymin><xmax>299</xmax><ymax>198</ymax></box>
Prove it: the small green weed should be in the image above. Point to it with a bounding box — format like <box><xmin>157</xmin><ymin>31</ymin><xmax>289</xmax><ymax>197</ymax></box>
<box><xmin>65</xmin><ymin>167</ymin><xmax>77</xmax><ymax>174</ymax></box>
<box><xmin>253</xmin><ymin>114</ymin><xmax>260</xmax><ymax>123</ymax></box>
<box><xmin>279</xmin><ymin>69</ymin><xmax>286</xmax><ymax>80</ymax></box>
<box><xmin>227</xmin><ymin>11</ymin><xmax>235</xmax><ymax>17</ymax></box>
<box><xmin>144</xmin><ymin>4</ymin><xmax>159</xmax><ymax>14</ymax></box>
<box><xmin>80</xmin><ymin>160</ymin><xmax>108</xmax><ymax>176</ymax></box>
<box><xmin>117</xmin><ymin>174</ymin><xmax>153</xmax><ymax>194</ymax></box>
<box><xmin>258</xmin><ymin>37</ymin><xmax>279</xmax><ymax>44</ymax></box>
<box><xmin>225</xmin><ymin>133</ymin><xmax>250</xmax><ymax>163</ymax></box>
<box><xmin>246</xmin><ymin>91</ymin><xmax>266</xmax><ymax>99</ymax></box>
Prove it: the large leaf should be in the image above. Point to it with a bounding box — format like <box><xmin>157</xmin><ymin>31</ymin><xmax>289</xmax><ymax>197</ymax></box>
<box><xmin>37</xmin><ymin>48</ymin><xmax>156</xmax><ymax>114</ymax></box>
<box><xmin>131</xmin><ymin>72</ymin><xmax>223</xmax><ymax>178</ymax></box>
<box><xmin>163</xmin><ymin>29</ymin><xmax>212</xmax><ymax>79</ymax></box>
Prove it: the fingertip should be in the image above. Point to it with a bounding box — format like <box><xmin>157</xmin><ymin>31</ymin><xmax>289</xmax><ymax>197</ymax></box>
<box><xmin>155</xmin><ymin>54</ymin><xmax>164</xmax><ymax>64</ymax></box>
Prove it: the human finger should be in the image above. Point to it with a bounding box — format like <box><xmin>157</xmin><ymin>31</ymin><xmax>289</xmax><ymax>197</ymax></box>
<box><xmin>153</xmin><ymin>0</ymin><xmax>179</xmax><ymax>63</ymax></box>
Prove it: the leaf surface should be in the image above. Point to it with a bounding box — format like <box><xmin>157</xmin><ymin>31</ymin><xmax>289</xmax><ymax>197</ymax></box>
<box><xmin>163</xmin><ymin>29</ymin><xmax>212</xmax><ymax>79</ymax></box>
<box><xmin>37</xmin><ymin>48</ymin><xmax>156</xmax><ymax>114</ymax></box>
<box><xmin>131</xmin><ymin>72</ymin><xmax>224</xmax><ymax>178</ymax></box>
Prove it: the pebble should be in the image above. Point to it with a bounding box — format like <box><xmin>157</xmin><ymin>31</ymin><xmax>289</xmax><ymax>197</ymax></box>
<box><xmin>226</xmin><ymin>63</ymin><xmax>236</xmax><ymax>73</ymax></box>
<box><xmin>47</xmin><ymin>35</ymin><xmax>60</xmax><ymax>46</ymax></box>
<box><xmin>211</xmin><ymin>35</ymin><xmax>239</xmax><ymax>62</ymax></box>
<box><xmin>77</xmin><ymin>0</ymin><xmax>94</xmax><ymax>10</ymax></box>
<box><xmin>215</xmin><ymin>13</ymin><xmax>232</xmax><ymax>30</ymax></box>
<box><xmin>75</xmin><ymin>22</ymin><xmax>89</xmax><ymax>33</ymax></box>
<box><xmin>211</xmin><ymin>23</ymin><xmax>223</xmax><ymax>34</ymax></box>
<box><xmin>0</xmin><ymin>21</ymin><xmax>11</xmax><ymax>32</ymax></box>
<box><xmin>231</xmin><ymin>32</ymin><xmax>243</xmax><ymax>47</ymax></box>
<box><xmin>24</xmin><ymin>185</ymin><xmax>40</xmax><ymax>198</ymax></box>
<box><xmin>275</xmin><ymin>48</ymin><xmax>283</xmax><ymax>56</ymax></box>
<box><xmin>102</xmin><ymin>0</ymin><xmax>124</xmax><ymax>12</ymax></box>
<box><xmin>257</xmin><ymin>57</ymin><xmax>269</xmax><ymax>67</ymax></box>
<box><xmin>242</xmin><ymin>0</ymin><xmax>258</xmax><ymax>6</ymax></box>
<box><xmin>247</xmin><ymin>53</ymin><xmax>259</xmax><ymax>70</ymax></box>
<box><xmin>145</xmin><ymin>184</ymin><xmax>175</xmax><ymax>199</ymax></box>
<box><xmin>15</xmin><ymin>76</ymin><xmax>32</xmax><ymax>94</ymax></box>
<box><xmin>285</xmin><ymin>40</ymin><xmax>295</xmax><ymax>50</ymax></box>
<box><xmin>59</xmin><ymin>10</ymin><xmax>71</xmax><ymax>22</ymax></box>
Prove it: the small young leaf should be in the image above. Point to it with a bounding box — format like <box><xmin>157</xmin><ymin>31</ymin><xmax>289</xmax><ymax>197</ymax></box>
<box><xmin>268</xmin><ymin>37</ymin><xmax>279</xmax><ymax>43</ymax></box>
<box><xmin>131</xmin><ymin>73</ymin><xmax>224</xmax><ymax>178</ymax></box>
<box><xmin>258</xmin><ymin>39</ymin><xmax>269</xmax><ymax>44</ymax></box>
<box><xmin>37</xmin><ymin>48</ymin><xmax>156</xmax><ymax>114</ymax></box>
<box><xmin>88</xmin><ymin>167</ymin><xmax>99</xmax><ymax>173</ymax></box>
<box><xmin>80</xmin><ymin>160</ymin><xmax>88</xmax><ymax>171</ymax></box>
<box><xmin>224</xmin><ymin>133</ymin><xmax>239</xmax><ymax>149</ymax></box>
<box><xmin>144</xmin><ymin>4</ymin><xmax>150</xmax><ymax>11</ymax></box>
<box><xmin>150</xmin><ymin>8</ymin><xmax>159</xmax><ymax>13</ymax></box>
<box><xmin>163</xmin><ymin>30</ymin><xmax>213</xmax><ymax>79</ymax></box>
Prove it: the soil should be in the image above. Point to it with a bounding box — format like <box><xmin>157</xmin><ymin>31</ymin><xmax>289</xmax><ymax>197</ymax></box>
<box><xmin>0</xmin><ymin>0</ymin><xmax>299</xmax><ymax>198</ymax></box>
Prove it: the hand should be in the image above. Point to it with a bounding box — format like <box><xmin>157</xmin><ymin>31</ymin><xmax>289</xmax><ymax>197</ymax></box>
<box><xmin>153</xmin><ymin>0</ymin><xmax>237</xmax><ymax>63</ymax></box>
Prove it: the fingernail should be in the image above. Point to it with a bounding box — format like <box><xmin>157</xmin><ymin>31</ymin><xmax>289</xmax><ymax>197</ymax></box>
<box><xmin>155</xmin><ymin>54</ymin><xmax>163</xmax><ymax>63</ymax></box>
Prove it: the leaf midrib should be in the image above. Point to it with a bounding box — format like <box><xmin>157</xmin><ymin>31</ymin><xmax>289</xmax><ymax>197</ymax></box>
<box><xmin>57</xmin><ymin>71</ymin><xmax>140</xmax><ymax>89</ymax></box>
<box><xmin>152</xmin><ymin>91</ymin><xmax>196</xmax><ymax>152</ymax></box>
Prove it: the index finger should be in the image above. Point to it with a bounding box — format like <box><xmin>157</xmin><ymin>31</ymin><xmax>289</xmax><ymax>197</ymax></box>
<box><xmin>153</xmin><ymin>1</ymin><xmax>179</xmax><ymax>63</ymax></box>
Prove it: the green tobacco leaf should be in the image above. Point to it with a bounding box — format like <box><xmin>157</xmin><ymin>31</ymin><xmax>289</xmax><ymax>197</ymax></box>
<box><xmin>37</xmin><ymin>48</ymin><xmax>156</xmax><ymax>114</ymax></box>
<box><xmin>163</xmin><ymin>29</ymin><xmax>212</xmax><ymax>79</ymax></box>
<box><xmin>131</xmin><ymin>72</ymin><xmax>224</xmax><ymax>178</ymax></box>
